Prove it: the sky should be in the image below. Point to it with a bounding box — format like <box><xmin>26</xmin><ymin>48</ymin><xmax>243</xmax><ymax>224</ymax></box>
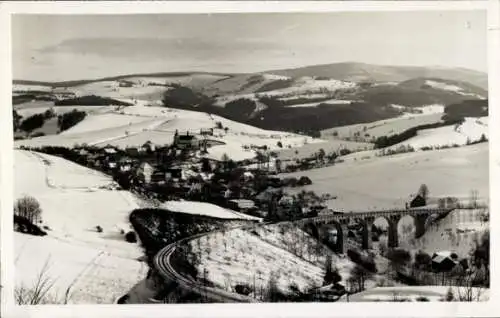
<box><xmin>12</xmin><ymin>11</ymin><xmax>487</xmax><ymax>82</ymax></box>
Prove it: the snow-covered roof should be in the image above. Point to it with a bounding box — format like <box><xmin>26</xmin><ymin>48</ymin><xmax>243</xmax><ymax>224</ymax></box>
<box><xmin>104</xmin><ymin>148</ymin><xmax>117</xmax><ymax>154</ymax></box>
<box><xmin>160</xmin><ymin>200</ymin><xmax>261</xmax><ymax>221</ymax></box>
<box><xmin>435</xmin><ymin>250</ymin><xmax>453</xmax><ymax>258</ymax></box>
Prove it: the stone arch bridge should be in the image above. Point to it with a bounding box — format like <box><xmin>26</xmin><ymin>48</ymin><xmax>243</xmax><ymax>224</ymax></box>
<box><xmin>294</xmin><ymin>207</ymin><xmax>455</xmax><ymax>254</ymax></box>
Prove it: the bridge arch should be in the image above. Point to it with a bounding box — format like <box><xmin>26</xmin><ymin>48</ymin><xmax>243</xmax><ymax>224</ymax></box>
<box><xmin>398</xmin><ymin>215</ymin><xmax>417</xmax><ymax>241</ymax></box>
<box><xmin>371</xmin><ymin>215</ymin><xmax>401</xmax><ymax>248</ymax></box>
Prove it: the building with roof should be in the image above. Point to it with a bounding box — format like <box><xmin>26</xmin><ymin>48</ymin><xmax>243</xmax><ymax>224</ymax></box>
<box><xmin>174</xmin><ymin>131</ymin><xmax>199</xmax><ymax>150</ymax></box>
<box><xmin>431</xmin><ymin>251</ymin><xmax>458</xmax><ymax>272</ymax></box>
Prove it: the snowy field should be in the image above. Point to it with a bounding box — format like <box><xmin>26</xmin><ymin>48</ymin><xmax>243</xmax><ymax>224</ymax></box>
<box><xmin>276</xmin><ymin>139</ymin><xmax>373</xmax><ymax>162</ymax></box>
<box><xmin>389</xmin><ymin>117</ymin><xmax>488</xmax><ymax>150</ymax></box>
<box><xmin>14</xmin><ymin>150</ymin><xmax>147</xmax><ymax>303</ymax></box>
<box><xmin>322</xmin><ymin>112</ymin><xmax>444</xmax><ymax>142</ymax></box>
<box><xmin>339</xmin><ymin>286</ymin><xmax>489</xmax><ymax>302</ymax></box>
<box><xmin>425</xmin><ymin>80</ymin><xmax>486</xmax><ymax>99</ymax></box>
<box><xmin>160</xmin><ymin>200</ymin><xmax>262</xmax><ymax>221</ymax></box>
<box><xmin>213</xmin><ymin>76</ymin><xmax>357</xmax><ymax>107</ymax></box>
<box><xmin>281</xmin><ymin>143</ymin><xmax>488</xmax><ymax>211</ymax></box>
<box><xmin>190</xmin><ymin>223</ymin><xmax>387</xmax><ymax>298</ymax></box>
<box><xmin>15</xmin><ymin>105</ymin><xmax>323</xmax><ymax>162</ymax></box>
<box><xmin>13</xmin><ymin>83</ymin><xmax>52</xmax><ymax>92</ymax></box>
<box><xmin>14</xmin><ymin>101</ymin><xmax>115</xmax><ymax>118</ymax></box>
<box><xmin>189</xmin><ymin>228</ymin><xmax>326</xmax><ymax>295</ymax></box>
<box><xmin>287</xmin><ymin>99</ymin><xmax>354</xmax><ymax>108</ymax></box>
<box><xmin>61</xmin><ymin>113</ymin><xmax>157</xmax><ymax>135</ymax></box>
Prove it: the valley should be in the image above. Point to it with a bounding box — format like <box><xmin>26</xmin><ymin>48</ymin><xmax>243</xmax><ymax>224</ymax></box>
<box><xmin>12</xmin><ymin>62</ymin><xmax>489</xmax><ymax>304</ymax></box>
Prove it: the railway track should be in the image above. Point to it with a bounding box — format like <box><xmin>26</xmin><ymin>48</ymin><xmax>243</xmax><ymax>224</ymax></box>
<box><xmin>149</xmin><ymin>207</ymin><xmax>455</xmax><ymax>303</ymax></box>
<box><xmin>153</xmin><ymin>223</ymin><xmax>261</xmax><ymax>303</ymax></box>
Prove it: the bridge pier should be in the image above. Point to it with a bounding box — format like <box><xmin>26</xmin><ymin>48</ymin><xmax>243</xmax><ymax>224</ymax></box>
<box><xmin>388</xmin><ymin>215</ymin><xmax>401</xmax><ymax>248</ymax></box>
<box><xmin>414</xmin><ymin>213</ymin><xmax>430</xmax><ymax>238</ymax></box>
<box><xmin>334</xmin><ymin>222</ymin><xmax>349</xmax><ymax>254</ymax></box>
<box><xmin>361</xmin><ymin>217</ymin><xmax>375</xmax><ymax>250</ymax></box>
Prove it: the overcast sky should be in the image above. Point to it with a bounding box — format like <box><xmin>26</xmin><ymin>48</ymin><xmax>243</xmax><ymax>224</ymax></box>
<box><xmin>12</xmin><ymin>11</ymin><xmax>487</xmax><ymax>81</ymax></box>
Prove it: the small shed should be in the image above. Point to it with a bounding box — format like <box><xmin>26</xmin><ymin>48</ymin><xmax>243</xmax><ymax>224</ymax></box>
<box><xmin>431</xmin><ymin>252</ymin><xmax>458</xmax><ymax>272</ymax></box>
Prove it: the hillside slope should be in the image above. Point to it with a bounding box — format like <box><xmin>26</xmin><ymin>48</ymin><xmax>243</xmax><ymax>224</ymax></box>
<box><xmin>280</xmin><ymin>143</ymin><xmax>488</xmax><ymax>211</ymax></box>
<box><xmin>14</xmin><ymin>150</ymin><xmax>147</xmax><ymax>303</ymax></box>
<box><xmin>268</xmin><ymin>62</ymin><xmax>488</xmax><ymax>90</ymax></box>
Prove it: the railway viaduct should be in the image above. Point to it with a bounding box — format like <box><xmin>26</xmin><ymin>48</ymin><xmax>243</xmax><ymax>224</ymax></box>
<box><xmin>294</xmin><ymin>207</ymin><xmax>455</xmax><ymax>254</ymax></box>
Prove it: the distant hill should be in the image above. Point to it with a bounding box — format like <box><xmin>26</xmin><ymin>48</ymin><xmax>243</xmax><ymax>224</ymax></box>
<box><xmin>13</xmin><ymin>71</ymin><xmax>237</xmax><ymax>88</ymax></box>
<box><xmin>268</xmin><ymin>62</ymin><xmax>488</xmax><ymax>90</ymax></box>
<box><xmin>13</xmin><ymin>62</ymin><xmax>488</xmax><ymax>135</ymax></box>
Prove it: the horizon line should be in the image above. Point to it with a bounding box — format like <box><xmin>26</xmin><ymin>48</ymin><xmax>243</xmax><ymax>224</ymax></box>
<box><xmin>12</xmin><ymin>61</ymin><xmax>487</xmax><ymax>85</ymax></box>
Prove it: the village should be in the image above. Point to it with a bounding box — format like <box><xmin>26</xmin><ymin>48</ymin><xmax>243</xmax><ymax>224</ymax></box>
<box><xmin>18</xmin><ymin>129</ymin><xmax>328</xmax><ymax>224</ymax></box>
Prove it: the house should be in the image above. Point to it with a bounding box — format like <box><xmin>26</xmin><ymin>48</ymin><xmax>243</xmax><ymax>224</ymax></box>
<box><xmin>137</xmin><ymin>162</ymin><xmax>155</xmax><ymax>184</ymax></box>
<box><xmin>410</xmin><ymin>194</ymin><xmax>426</xmax><ymax>208</ymax></box>
<box><xmin>141</xmin><ymin>141</ymin><xmax>156</xmax><ymax>153</ymax></box>
<box><xmin>174</xmin><ymin>131</ymin><xmax>198</xmax><ymax>150</ymax></box>
<box><xmin>151</xmin><ymin>171</ymin><xmax>167</xmax><ymax>184</ymax></box>
<box><xmin>243</xmin><ymin>171</ymin><xmax>254</xmax><ymax>181</ymax></box>
<box><xmin>102</xmin><ymin>145</ymin><xmax>118</xmax><ymax>154</ymax></box>
<box><xmin>77</xmin><ymin>148</ymin><xmax>89</xmax><ymax>156</ymax></box>
<box><xmin>228</xmin><ymin>199</ymin><xmax>256</xmax><ymax>212</ymax></box>
<box><xmin>165</xmin><ymin>167</ymin><xmax>183</xmax><ymax>181</ymax></box>
<box><xmin>200</xmin><ymin>128</ymin><xmax>214</xmax><ymax>136</ymax></box>
<box><xmin>125</xmin><ymin>147</ymin><xmax>139</xmax><ymax>157</ymax></box>
<box><xmin>118</xmin><ymin>157</ymin><xmax>133</xmax><ymax>172</ymax></box>
<box><xmin>431</xmin><ymin>251</ymin><xmax>458</xmax><ymax>272</ymax></box>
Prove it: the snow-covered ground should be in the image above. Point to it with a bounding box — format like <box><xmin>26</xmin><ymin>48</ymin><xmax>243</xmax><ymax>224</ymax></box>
<box><xmin>397</xmin><ymin>208</ymin><xmax>489</xmax><ymax>258</ymax></box>
<box><xmin>425</xmin><ymin>80</ymin><xmax>486</xmax><ymax>99</ymax></box>
<box><xmin>15</xmin><ymin>105</ymin><xmax>323</xmax><ymax>162</ymax></box>
<box><xmin>60</xmin><ymin>113</ymin><xmax>158</xmax><ymax>135</ymax></box>
<box><xmin>265</xmin><ymin>77</ymin><xmax>357</xmax><ymax>97</ymax></box>
<box><xmin>190</xmin><ymin>223</ymin><xmax>388</xmax><ymax>298</ymax></box>
<box><xmin>13</xmin><ymin>84</ymin><xmax>52</xmax><ymax>92</ymax></box>
<box><xmin>277</xmin><ymin>139</ymin><xmax>373</xmax><ymax>162</ymax></box>
<box><xmin>287</xmin><ymin>99</ymin><xmax>353</xmax><ymax>108</ymax></box>
<box><xmin>14</xmin><ymin>150</ymin><xmax>147</xmax><ymax>303</ymax></box>
<box><xmin>339</xmin><ymin>286</ymin><xmax>489</xmax><ymax>302</ymax></box>
<box><xmin>14</xmin><ymin>101</ymin><xmax>116</xmax><ymax>118</ymax></box>
<box><xmin>189</xmin><ymin>228</ymin><xmax>325</xmax><ymax>295</ymax></box>
<box><xmin>281</xmin><ymin>143</ymin><xmax>488</xmax><ymax>211</ymax></box>
<box><xmin>389</xmin><ymin>117</ymin><xmax>488</xmax><ymax>150</ymax></box>
<box><xmin>322</xmin><ymin>107</ymin><xmax>444</xmax><ymax>142</ymax></box>
<box><xmin>213</xmin><ymin>76</ymin><xmax>357</xmax><ymax>107</ymax></box>
<box><xmin>160</xmin><ymin>200</ymin><xmax>261</xmax><ymax>221</ymax></box>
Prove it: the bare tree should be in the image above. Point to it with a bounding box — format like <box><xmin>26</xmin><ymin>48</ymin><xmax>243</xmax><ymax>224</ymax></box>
<box><xmin>14</xmin><ymin>196</ymin><xmax>42</xmax><ymax>224</ymax></box>
<box><xmin>350</xmin><ymin>264</ymin><xmax>372</xmax><ymax>292</ymax></box>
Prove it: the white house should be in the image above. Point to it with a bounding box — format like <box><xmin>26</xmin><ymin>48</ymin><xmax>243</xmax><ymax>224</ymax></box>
<box><xmin>137</xmin><ymin>162</ymin><xmax>155</xmax><ymax>184</ymax></box>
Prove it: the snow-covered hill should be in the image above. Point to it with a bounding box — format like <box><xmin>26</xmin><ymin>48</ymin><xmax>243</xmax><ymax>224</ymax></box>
<box><xmin>15</xmin><ymin>106</ymin><xmax>324</xmax><ymax>162</ymax></box>
<box><xmin>281</xmin><ymin>143</ymin><xmax>488</xmax><ymax>212</ymax></box>
<box><xmin>322</xmin><ymin>106</ymin><xmax>445</xmax><ymax>142</ymax></box>
<box><xmin>14</xmin><ymin>150</ymin><xmax>147</xmax><ymax>303</ymax></box>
